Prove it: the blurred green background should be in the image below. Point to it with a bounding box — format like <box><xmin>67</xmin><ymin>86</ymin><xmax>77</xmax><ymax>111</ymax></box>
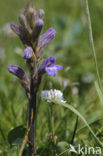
<box><xmin>0</xmin><ymin>0</ymin><xmax>103</xmax><ymax>155</ymax></box>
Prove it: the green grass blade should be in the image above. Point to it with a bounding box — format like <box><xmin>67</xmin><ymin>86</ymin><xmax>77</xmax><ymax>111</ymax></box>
<box><xmin>95</xmin><ymin>81</ymin><xmax>103</xmax><ymax>107</ymax></box>
<box><xmin>47</xmin><ymin>99</ymin><xmax>103</xmax><ymax>147</ymax></box>
<box><xmin>85</xmin><ymin>0</ymin><xmax>101</xmax><ymax>88</ymax></box>
<box><xmin>71</xmin><ymin>116</ymin><xmax>78</xmax><ymax>144</ymax></box>
<box><xmin>77</xmin><ymin>116</ymin><xmax>103</xmax><ymax>134</ymax></box>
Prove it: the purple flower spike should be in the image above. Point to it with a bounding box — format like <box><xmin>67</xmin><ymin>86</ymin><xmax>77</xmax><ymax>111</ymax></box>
<box><xmin>39</xmin><ymin>28</ymin><xmax>56</xmax><ymax>48</ymax></box>
<box><xmin>38</xmin><ymin>56</ymin><xmax>62</xmax><ymax>76</ymax></box>
<box><xmin>8</xmin><ymin>65</ymin><xmax>25</xmax><ymax>79</ymax></box>
<box><xmin>10</xmin><ymin>22</ymin><xmax>21</xmax><ymax>36</ymax></box>
<box><xmin>32</xmin><ymin>19</ymin><xmax>44</xmax><ymax>41</ymax></box>
<box><xmin>23</xmin><ymin>47</ymin><xmax>33</xmax><ymax>59</ymax></box>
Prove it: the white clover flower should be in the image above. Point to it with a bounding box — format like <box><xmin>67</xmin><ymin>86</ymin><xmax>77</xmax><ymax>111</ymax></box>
<box><xmin>41</xmin><ymin>89</ymin><xmax>66</xmax><ymax>103</ymax></box>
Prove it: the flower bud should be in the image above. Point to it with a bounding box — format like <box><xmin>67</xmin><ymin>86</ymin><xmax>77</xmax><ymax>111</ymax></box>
<box><xmin>19</xmin><ymin>14</ymin><xmax>27</xmax><ymax>27</ymax></box>
<box><xmin>10</xmin><ymin>23</ymin><xmax>21</xmax><ymax>36</ymax></box>
<box><xmin>22</xmin><ymin>47</ymin><xmax>33</xmax><ymax>59</ymax></box>
<box><xmin>25</xmin><ymin>5</ymin><xmax>36</xmax><ymax>28</ymax></box>
<box><xmin>32</xmin><ymin>18</ymin><xmax>44</xmax><ymax>42</ymax></box>
<box><xmin>37</xmin><ymin>9</ymin><xmax>45</xmax><ymax>18</ymax></box>
<box><xmin>10</xmin><ymin>22</ymin><xmax>29</xmax><ymax>45</ymax></box>
<box><xmin>39</xmin><ymin>28</ymin><xmax>56</xmax><ymax>48</ymax></box>
<box><xmin>8</xmin><ymin>65</ymin><xmax>26</xmax><ymax>79</ymax></box>
<box><xmin>36</xmin><ymin>28</ymin><xmax>56</xmax><ymax>59</ymax></box>
<box><xmin>28</xmin><ymin>6</ymin><xmax>35</xmax><ymax>15</ymax></box>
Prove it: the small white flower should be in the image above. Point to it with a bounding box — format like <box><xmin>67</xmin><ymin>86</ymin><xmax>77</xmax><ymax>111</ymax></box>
<box><xmin>41</xmin><ymin>89</ymin><xmax>66</xmax><ymax>103</ymax></box>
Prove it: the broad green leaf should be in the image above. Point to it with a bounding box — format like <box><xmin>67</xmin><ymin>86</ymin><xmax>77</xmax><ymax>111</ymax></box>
<box><xmin>8</xmin><ymin>125</ymin><xmax>26</xmax><ymax>145</ymax></box>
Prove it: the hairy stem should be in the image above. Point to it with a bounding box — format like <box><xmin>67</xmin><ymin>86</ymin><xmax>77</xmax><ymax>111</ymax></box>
<box><xmin>28</xmin><ymin>78</ymin><xmax>37</xmax><ymax>156</ymax></box>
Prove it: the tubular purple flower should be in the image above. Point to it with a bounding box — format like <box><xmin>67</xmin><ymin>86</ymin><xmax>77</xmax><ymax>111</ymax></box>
<box><xmin>39</xmin><ymin>56</ymin><xmax>55</xmax><ymax>71</ymax></box>
<box><xmin>36</xmin><ymin>28</ymin><xmax>56</xmax><ymax>58</ymax></box>
<box><xmin>38</xmin><ymin>56</ymin><xmax>62</xmax><ymax>76</ymax></box>
<box><xmin>8</xmin><ymin>65</ymin><xmax>26</xmax><ymax>79</ymax></box>
<box><xmin>32</xmin><ymin>18</ymin><xmax>44</xmax><ymax>41</ymax></box>
<box><xmin>23</xmin><ymin>47</ymin><xmax>33</xmax><ymax>59</ymax></box>
<box><xmin>10</xmin><ymin>22</ymin><xmax>21</xmax><ymax>36</ymax></box>
<box><xmin>39</xmin><ymin>28</ymin><xmax>56</xmax><ymax>48</ymax></box>
<box><xmin>45</xmin><ymin>65</ymin><xmax>62</xmax><ymax>76</ymax></box>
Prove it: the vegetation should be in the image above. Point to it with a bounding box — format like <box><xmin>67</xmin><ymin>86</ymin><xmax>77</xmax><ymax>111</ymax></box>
<box><xmin>0</xmin><ymin>0</ymin><xmax>103</xmax><ymax>155</ymax></box>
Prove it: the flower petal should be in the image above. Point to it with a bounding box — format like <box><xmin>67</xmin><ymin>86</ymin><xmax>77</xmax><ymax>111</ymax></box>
<box><xmin>55</xmin><ymin>65</ymin><xmax>63</xmax><ymax>70</ymax></box>
<box><xmin>45</xmin><ymin>56</ymin><xmax>55</xmax><ymax>66</ymax></box>
<box><xmin>45</xmin><ymin>66</ymin><xmax>57</xmax><ymax>76</ymax></box>
<box><xmin>39</xmin><ymin>56</ymin><xmax>56</xmax><ymax>74</ymax></box>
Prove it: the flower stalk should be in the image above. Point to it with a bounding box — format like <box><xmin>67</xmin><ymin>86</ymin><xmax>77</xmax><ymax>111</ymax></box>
<box><xmin>49</xmin><ymin>103</ymin><xmax>56</xmax><ymax>145</ymax></box>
